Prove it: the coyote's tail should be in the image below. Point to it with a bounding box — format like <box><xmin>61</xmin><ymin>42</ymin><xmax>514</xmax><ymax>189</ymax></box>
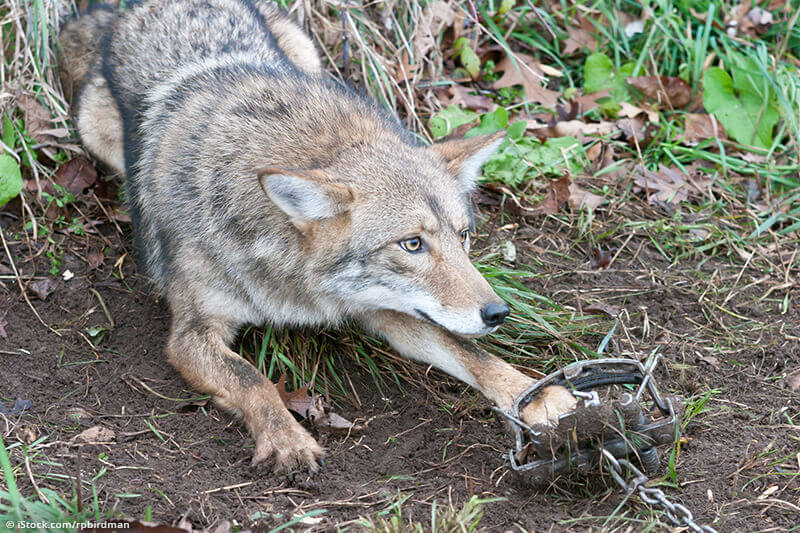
<box><xmin>58</xmin><ymin>5</ymin><xmax>117</xmax><ymax>103</ymax></box>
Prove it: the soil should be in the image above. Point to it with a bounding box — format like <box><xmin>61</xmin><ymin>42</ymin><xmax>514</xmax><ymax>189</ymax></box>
<box><xmin>1</xmin><ymin>202</ymin><xmax>799</xmax><ymax>532</ymax></box>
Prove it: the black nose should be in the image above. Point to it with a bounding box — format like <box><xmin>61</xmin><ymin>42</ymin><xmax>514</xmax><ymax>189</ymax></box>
<box><xmin>480</xmin><ymin>302</ymin><xmax>509</xmax><ymax>327</ymax></box>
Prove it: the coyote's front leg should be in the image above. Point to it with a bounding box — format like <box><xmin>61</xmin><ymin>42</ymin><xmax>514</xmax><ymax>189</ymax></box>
<box><xmin>362</xmin><ymin>311</ymin><xmax>577</xmax><ymax>427</ymax></box>
<box><xmin>166</xmin><ymin>307</ymin><xmax>324</xmax><ymax>474</ymax></box>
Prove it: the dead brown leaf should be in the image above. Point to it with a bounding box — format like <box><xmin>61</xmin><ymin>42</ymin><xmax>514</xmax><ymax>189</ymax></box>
<box><xmin>439</xmin><ymin>83</ymin><xmax>494</xmax><ymax>112</ymax></box>
<box><xmin>682</xmin><ymin>114</ymin><xmax>728</xmax><ymax>145</ymax></box>
<box><xmin>17</xmin><ymin>93</ymin><xmax>54</xmax><ymax>145</ymax></box>
<box><xmin>87</xmin><ymin>250</ymin><xmax>105</xmax><ymax>269</ymax></box>
<box><xmin>414</xmin><ymin>1</ymin><xmax>456</xmax><ymax>58</ymax></box>
<box><xmin>74</xmin><ymin>425</ymin><xmax>115</xmax><ymax>444</ymax></box>
<box><xmin>30</xmin><ymin>279</ymin><xmax>52</xmax><ymax>301</ymax></box>
<box><xmin>54</xmin><ymin>156</ymin><xmax>98</xmax><ymax>196</ymax></box>
<box><xmin>394</xmin><ymin>49</ymin><xmax>421</xmax><ymax>84</ymax></box>
<box><xmin>783</xmin><ymin>373</ymin><xmax>800</xmax><ymax>392</ymax></box>
<box><xmin>492</xmin><ymin>53</ymin><xmax>560</xmax><ymax>108</ymax></box>
<box><xmin>590</xmin><ymin>247</ymin><xmax>615</xmax><ymax>269</ymax></box>
<box><xmin>563</xmin><ymin>15</ymin><xmax>597</xmax><ymax>55</ymax></box>
<box><xmin>276</xmin><ymin>374</ymin><xmax>362</xmax><ymax>433</ymax></box>
<box><xmin>631</xmin><ymin>164</ymin><xmax>707</xmax><ymax>205</ymax></box>
<box><xmin>529</xmin><ymin>119</ymin><xmax>618</xmax><ymax>142</ymax></box>
<box><xmin>534</xmin><ymin>176</ymin><xmax>571</xmax><ymax>214</ymax></box>
<box><xmin>627</xmin><ymin>76</ymin><xmax>691</xmax><ymax>108</ymax></box>
<box><xmin>569</xmin><ymin>182</ymin><xmax>605</xmax><ymax>211</ymax></box>
<box><xmin>583</xmin><ymin>302</ymin><xmax>620</xmax><ymax>316</ymax></box>
<box><xmin>725</xmin><ymin>2</ymin><xmax>775</xmax><ymax>37</ymax></box>
<box><xmin>307</xmin><ymin>396</ymin><xmax>362</xmax><ymax>433</ymax></box>
<box><xmin>574</xmin><ymin>88</ymin><xmax>610</xmax><ymax>113</ymax></box>
<box><xmin>276</xmin><ymin>373</ymin><xmax>312</xmax><ymax>417</ymax></box>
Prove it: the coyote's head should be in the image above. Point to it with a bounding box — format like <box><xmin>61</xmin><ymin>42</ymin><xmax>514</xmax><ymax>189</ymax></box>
<box><xmin>259</xmin><ymin>132</ymin><xmax>508</xmax><ymax>337</ymax></box>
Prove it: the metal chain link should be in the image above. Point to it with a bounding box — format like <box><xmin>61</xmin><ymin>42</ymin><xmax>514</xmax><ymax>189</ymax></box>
<box><xmin>601</xmin><ymin>449</ymin><xmax>718</xmax><ymax>533</ymax></box>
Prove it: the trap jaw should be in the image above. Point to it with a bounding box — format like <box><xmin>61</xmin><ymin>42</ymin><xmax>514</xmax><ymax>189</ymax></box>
<box><xmin>494</xmin><ymin>357</ymin><xmax>681</xmax><ymax>486</ymax></box>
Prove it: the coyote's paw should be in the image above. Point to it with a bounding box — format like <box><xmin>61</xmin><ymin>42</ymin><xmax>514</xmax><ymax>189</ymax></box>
<box><xmin>251</xmin><ymin>412</ymin><xmax>325</xmax><ymax>474</ymax></box>
<box><xmin>520</xmin><ymin>385</ymin><xmax>577</xmax><ymax>429</ymax></box>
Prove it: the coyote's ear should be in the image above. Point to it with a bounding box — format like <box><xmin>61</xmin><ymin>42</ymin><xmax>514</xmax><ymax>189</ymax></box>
<box><xmin>259</xmin><ymin>168</ymin><xmax>353</xmax><ymax>224</ymax></box>
<box><xmin>429</xmin><ymin>131</ymin><xmax>506</xmax><ymax>193</ymax></box>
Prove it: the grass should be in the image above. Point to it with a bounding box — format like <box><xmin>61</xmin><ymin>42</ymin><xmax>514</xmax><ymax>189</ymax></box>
<box><xmin>1</xmin><ymin>0</ymin><xmax>798</xmax><ymax>530</ymax></box>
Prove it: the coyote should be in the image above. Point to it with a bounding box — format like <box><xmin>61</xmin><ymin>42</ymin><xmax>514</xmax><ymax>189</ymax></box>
<box><xmin>59</xmin><ymin>0</ymin><xmax>577</xmax><ymax>474</ymax></box>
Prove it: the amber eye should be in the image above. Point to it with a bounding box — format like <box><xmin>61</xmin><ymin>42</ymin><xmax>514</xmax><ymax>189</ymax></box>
<box><xmin>460</xmin><ymin>229</ymin><xmax>470</xmax><ymax>244</ymax></box>
<box><xmin>399</xmin><ymin>236</ymin><xmax>424</xmax><ymax>253</ymax></box>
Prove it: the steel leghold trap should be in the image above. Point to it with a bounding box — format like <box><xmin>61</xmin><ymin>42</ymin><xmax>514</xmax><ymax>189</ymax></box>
<box><xmin>494</xmin><ymin>357</ymin><xmax>683</xmax><ymax>486</ymax></box>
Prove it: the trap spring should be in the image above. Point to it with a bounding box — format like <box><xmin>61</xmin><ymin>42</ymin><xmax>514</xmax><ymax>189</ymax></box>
<box><xmin>494</xmin><ymin>357</ymin><xmax>679</xmax><ymax>484</ymax></box>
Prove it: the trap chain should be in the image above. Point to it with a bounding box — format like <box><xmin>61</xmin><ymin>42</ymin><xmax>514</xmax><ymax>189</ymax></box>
<box><xmin>495</xmin><ymin>357</ymin><xmax>718</xmax><ymax>532</ymax></box>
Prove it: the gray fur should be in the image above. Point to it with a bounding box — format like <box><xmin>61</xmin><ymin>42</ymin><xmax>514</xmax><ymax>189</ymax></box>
<box><xmin>58</xmin><ymin>1</ymin><xmax>579</xmax><ymax>473</ymax></box>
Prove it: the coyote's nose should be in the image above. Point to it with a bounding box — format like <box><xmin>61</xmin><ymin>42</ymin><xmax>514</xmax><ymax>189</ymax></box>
<box><xmin>480</xmin><ymin>302</ymin><xmax>509</xmax><ymax>327</ymax></box>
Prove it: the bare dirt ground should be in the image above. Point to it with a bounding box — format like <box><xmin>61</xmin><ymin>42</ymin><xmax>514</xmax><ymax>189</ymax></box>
<box><xmin>2</xmin><ymin>197</ymin><xmax>798</xmax><ymax>531</ymax></box>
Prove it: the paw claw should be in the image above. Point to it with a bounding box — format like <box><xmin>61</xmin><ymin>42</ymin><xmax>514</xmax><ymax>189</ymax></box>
<box><xmin>251</xmin><ymin>421</ymin><xmax>325</xmax><ymax>476</ymax></box>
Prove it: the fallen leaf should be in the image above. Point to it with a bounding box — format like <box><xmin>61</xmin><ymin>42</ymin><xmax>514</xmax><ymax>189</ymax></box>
<box><xmin>17</xmin><ymin>93</ymin><xmax>54</xmax><ymax>145</ymax></box>
<box><xmin>501</xmin><ymin>241</ymin><xmax>517</xmax><ymax>262</ymax></box>
<box><xmin>110</xmin><ymin>209</ymin><xmax>132</xmax><ymax>223</ymax></box>
<box><xmin>493</xmin><ymin>53</ymin><xmax>560</xmax><ymax>108</ymax></box>
<box><xmin>725</xmin><ymin>2</ymin><xmax>775</xmax><ymax>38</ymax></box>
<box><xmin>574</xmin><ymin>88</ymin><xmax>611</xmax><ymax>113</ymax></box>
<box><xmin>618</xmin><ymin>101</ymin><xmax>659</xmax><ymax>123</ymax></box>
<box><xmin>74</xmin><ymin>425</ymin><xmax>115</xmax><ymax>444</ymax></box>
<box><xmin>617</xmin><ymin>115</ymin><xmax>649</xmax><ymax>144</ymax></box>
<box><xmin>624</xmin><ymin>18</ymin><xmax>645</xmax><ymax>37</ymax></box>
<box><xmin>590</xmin><ymin>247</ymin><xmax>615</xmax><ymax>269</ymax></box>
<box><xmin>394</xmin><ymin>49</ymin><xmax>421</xmax><ymax>84</ymax></box>
<box><xmin>276</xmin><ymin>374</ymin><xmax>312</xmax><ymax>418</ymax></box>
<box><xmin>682</xmin><ymin>114</ymin><xmax>728</xmax><ymax>145</ymax></box>
<box><xmin>30</xmin><ymin>279</ymin><xmax>52</xmax><ymax>300</ymax></box>
<box><xmin>583</xmin><ymin>302</ymin><xmax>620</xmax><ymax>316</ymax></box>
<box><xmin>627</xmin><ymin>76</ymin><xmax>692</xmax><ymax>108</ymax></box>
<box><xmin>563</xmin><ymin>15</ymin><xmax>597</xmax><ymax>55</ymax></box>
<box><xmin>307</xmin><ymin>396</ymin><xmax>362</xmax><ymax>434</ymax></box>
<box><xmin>698</xmin><ymin>354</ymin><xmax>720</xmax><ymax>369</ymax></box>
<box><xmin>439</xmin><ymin>84</ymin><xmax>494</xmax><ymax>112</ymax></box>
<box><xmin>414</xmin><ymin>1</ymin><xmax>456</xmax><ymax>59</ymax></box>
<box><xmin>569</xmin><ymin>182</ymin><xmax>604</xmax><ymax>211</ymax></box>
<box><xmin>534</xmin><ymin>176</ymin><xmax>571</xmax><ymax>214</ymax></box>
<box><xmin>632</xmin><ymin>165</ymin><xmax>687</xmax><ymax>204</ymax></box>
<box><xmin>783</xmin><ymin>373</ymin><xmax>800</xmax><ymax>392</ymax></box>
<box><xmin>53</xmin><ymin>156</ymin><xmax>98</xmax><ymax>196</ymax></box>
<box><xmin>529</xmin><ymin>119</ymin><xmax>618</xmax><ymax>142</ymax></box>
<box><xmin>87</xmin><ymin>250</ymin><xmax>104</xmax><ymax>269</ymax></box>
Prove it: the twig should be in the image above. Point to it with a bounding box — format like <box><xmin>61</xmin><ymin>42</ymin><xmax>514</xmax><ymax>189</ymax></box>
<box><xmin>0</xmin><ymin>227</ymin><xmax>61</xmax><ymax>336</ymax></box>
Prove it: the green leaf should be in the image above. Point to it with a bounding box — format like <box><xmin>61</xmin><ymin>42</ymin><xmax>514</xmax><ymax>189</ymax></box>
<box><xmin>584</xmin><ymin>53</ymin><xmax>614</xmax><ymax>95</ymax></box>
<box><xmin>2</xmin><ymin>117</ymin><xmax>16</xmax><ymax>150</ymax></box>
<box><xmin>0</xmin><ymin>154</ymin><xmax>23</xmax><ymax>207</ymax></box>
<box><xmin>507</xmin><ymin>120</ymin><xmax>527</xmax><ymax>140</ymax></box>
<box><xmin>454</xmin><ymin>37</ymin><xmax>481</xmax><ymax>79</ymax></box>
<box><xmin>429</xmin><ymin>105</ymin><xmax>479</xmax><ymax>139</ymax></box>
<box><xmin>583</xmin><ymin>54</ymin><xmax>634</xmax><ymax>105</ymax></box>
<box><xmin>702</xmin><ymin>62</ymin><xmax>779</xmax><ymax>149</ymax></box>
<box><xmin>498</xmin><ymin>0</ymin><xmax>516</xmax><ymax>15</ymax></box>
<box><xmin>482</xmin><ymin>135</ymin><xmax>586</xmax><ymax>186</ymax></box>
<box><xmin>464</xmin><ymin>108</ymin><xmax>509</xmax><ymax>138</ymax></box>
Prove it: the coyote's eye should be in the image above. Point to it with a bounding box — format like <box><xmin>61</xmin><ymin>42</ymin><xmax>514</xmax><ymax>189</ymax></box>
<box><xmin>399</xmin><ymin>236</ymin><xmax>424</xmax><ymax>253</ymax></box>
<box><xmin>460</xmin><ymin>229</ymin><xmax>469</xmax><ymax>244</ymax></box>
